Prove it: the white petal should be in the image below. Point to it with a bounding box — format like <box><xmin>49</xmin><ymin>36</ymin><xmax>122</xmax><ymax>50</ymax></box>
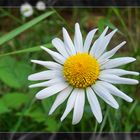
<box><xmin>49</xmin><ymin>86</ymin><xmax>73</xmax><ymax>115</ymax></box>
<box><xmin>29</xmin><ymin>77</ymin><xmax>64</xmax><ymax>88</ymax></box>
<box><xmin>90</xmin><ymin>26</ymin><xmax>109</xmax><ymax>56</ymax></box>
<box><xmin>62</xmin><ymin>27</ymin><xmax>76</xmax><ymax>55</ymax></box>
<box><xmin>86</xmin><ymin>87</ymin><xmax>102</xmax><ymax>123</ymax></box>
<box><xmin>97</xmin><ymin>81</ymin><xmax>133</xmax><ymax>102</ymax></box>
<box><xmin>99</xmin><ymin>59</ymin><xmax>110</xmax><ymax>66</ymax></box>
<box><xmin>28</xmin><ymin>70</ymin><xmax>61</xmax><ymax>81</ymax></box>
<box><xmin>101</xmin><ymin>57</ymin><xmax>136</xmax><ymax>69</ymax></box>
<box><xmin>72</xmin><ymin>89</ymin><xmax>85</xmax><ymax>125</ymax></box>
<box><xmin>31</xmin><ymin>60</ymin><xmax>62</xmax><ymax>70</ymax></box>
<box><xmin>94</xmin><ymin>29</ymin><xmax>118</xmax><ymax>58</ymax></box>
<box><xmin>98</xmin><ymin>41</ymin><xmax>126</xmax><ymax>63</ymax></box>
<box><xmin>74</xmin><ymin>23</ymin><xmax>83</xmax><ymax>53</ymax></box>
<box><xmin>99</xmin><ymin>74</ymin><xmax>139</xmax><ymax>85</ymax></box>
<box><xmin>83</xmin><ymin>29</ymin><xmax>98</xmax><ymax>52</ymax></box>
<box><xmin>41</xmin><ymin>46</ymin><xmax>65</xmax><ymax>64</ymax></box>
<box><xmin>61</xmin><ymin>88</ymin><xmax>78</xmax><ymax>121</ymax></box>
<box><xmin>52</xmin><ymin>38</ymin><xmax>69</xmax><ymax>58</ymax></box>
<box><xmin>100</xmin><ymin>69</ymin><xmax>139</xmax><ymax>76</ymax></box>
<box><xmin>35</xmin><ymin>82</ymin><xmax>68</xmax><ymax>99</ymax></box>
<box><xmin>100</xmin><ymin>26</ymin><xmax>109</xmax><ymax>37</ymax></box>
<box><xmin>92</xmin><ymin>83</ymin><xmax>119</xmax><ymax>109</ymax></box>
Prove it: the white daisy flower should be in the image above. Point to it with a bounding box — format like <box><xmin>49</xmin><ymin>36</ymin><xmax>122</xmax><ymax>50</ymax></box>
<box><xmin>20</xmin><ymin>3</ymin><xmax>33</xmax><ymax>17</ymax></box>
<box><xmin>28</xmin><ymin>23</ymin><xmax>139</xmax><ymax>125</ymax></box>
<box><xmin>36</xmin><ymin>1</ymin><xmax>46</xmax><ymax>11</ymax></box>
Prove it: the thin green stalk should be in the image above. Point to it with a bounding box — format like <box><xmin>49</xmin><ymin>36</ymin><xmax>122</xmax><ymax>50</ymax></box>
<box><xmin>11</xmin><ymin>97</ymin><xmax>36</xmax><ymax>132</ymax></box>
<box><xmin>135</xmin><ymin>8</ymin><xmax>139</xmax><ymax>49</ymax></box>
<box><xmin>0</xmin><ymin>43</ymin><xmax>52</xmax><ymax>57</ymax></box>
<box><xmin>0</xmin><ymin>8</ymin><xmax>22</xmax><ymax>24</ymax></box>
<box><xmin>108</xmin><ymin>112</ymin><xmax>114</xmax><ymax>131</ymax></box>
<box><xmin>81</xmin><ymin>119</ymin><xmax>85</xmax><ymax>131</ymax></box>
<box><xmin>128</xmin><ymin>101</ymin><xmax>138</xmax><ymax>116</ymax></box>
<box><xmin>72</xmin><ymin>8</ymin><xmax>79</xmax><ymax>21</ymax></box>
<box><xmin>95</xmin><ymin>107</ymin><xmax>109</xmax><ymax>140</ymax></box>
<box><xmin>50</xmin><ymin>8</ymin><xmax>73</xmax><ymax>32</ymax></box>
<box><xmin>41</xmin><ymin>101</ymin><xmax>63</xmax><ymax>132</ymax></box>
<box><xmin>99</xmin><ymin>106</ymin><xmax>109</xmax><ymax>132</ymax></box>
<box><xmin>94</xmin><ymin>121</ymin><xmax>98</xmax><ymax>132</ymax></box>
<box><xmin>112</xmin><ymin>8</ymin><xmax>136</xmax><ymax>49</ymax></box>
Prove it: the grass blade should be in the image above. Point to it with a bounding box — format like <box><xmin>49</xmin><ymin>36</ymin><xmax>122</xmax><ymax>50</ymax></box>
<box><xmin>0</xmin><ymin>9</ymin><xmax>22</xmax><ymax>24</ymax></box>
<box><xmin>0</xmin><ymin>11</ymin><xmax>54</xmax><ymax>46</ymax></box>
<box><xmin>0</xmin><ymin>43</ymin><xmax>52</xmax><ymax>57</ymax></box>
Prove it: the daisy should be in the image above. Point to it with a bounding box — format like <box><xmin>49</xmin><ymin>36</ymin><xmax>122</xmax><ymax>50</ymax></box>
<box><xmin>36</xmin><ymin>1</ymin><xmax>46</xmax><ymax>11</ymax></box>
<box><xmin>20</xmin><ymin>3</ymin><xmax>33</xmax><ymax>17</ymax></box>
<box><xmin>28</xmin><ymin>23</ymin><xmax>139</xmax><ymax>125</ymax></box>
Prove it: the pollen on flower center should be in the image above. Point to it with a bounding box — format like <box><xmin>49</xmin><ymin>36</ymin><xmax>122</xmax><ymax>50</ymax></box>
<box><xmin>63</xmin><ymin>53</ymin><xmax>100</xmax><ymax>88</ymax></box>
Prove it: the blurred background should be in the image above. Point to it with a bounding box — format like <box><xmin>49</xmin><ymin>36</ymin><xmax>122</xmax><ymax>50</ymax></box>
<box><xmin>0</xmin><ymin>7</ymin><xmax>140</xmax><ymax>132</ymax></box>
<box><xmin>0</xmin><ymin>0</ymin><xmax>140</xmax><ymax>6</ymax></box>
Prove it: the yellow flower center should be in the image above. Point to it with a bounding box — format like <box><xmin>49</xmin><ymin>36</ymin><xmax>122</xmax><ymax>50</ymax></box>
<box><xmin>63</xmin><ymin>53</ymin><xmax>100</xmax><ymax>88</ymax></box>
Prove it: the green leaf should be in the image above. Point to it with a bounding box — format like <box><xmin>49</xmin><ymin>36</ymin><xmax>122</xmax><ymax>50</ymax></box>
<box><xmin>0</xmin><ymin>56</ymin><xmax>32</xmax><ymax>88</ymax></box>
<box><xmin>23</xmin><ymin>108</ymin><xmax>47</xmax><ymax>123</ymax></box>
<box><xmin>2</xmin><ymin>92</ymin><xmax>29</xmax><ymax>109</ymax></box>
<box><xmin>45</xmin><ymin>118</ymin><xmax>61</xmax><ymax>131</ymax></box>
<box><xmin>0</xmin><ymin>11</ymin><xmax>54</xmax><ymax>45</ymax></box>
<box><xmin>0</xmin><ymin>100</ymin><xmax>10</xmax><ymax>114</ymax></box>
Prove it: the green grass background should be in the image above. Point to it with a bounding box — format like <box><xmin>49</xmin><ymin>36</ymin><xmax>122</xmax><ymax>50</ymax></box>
<box><xmin>0</xmin><ymin>8</ymin><xmax>139</xmax><ymax>132</ymax></box>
